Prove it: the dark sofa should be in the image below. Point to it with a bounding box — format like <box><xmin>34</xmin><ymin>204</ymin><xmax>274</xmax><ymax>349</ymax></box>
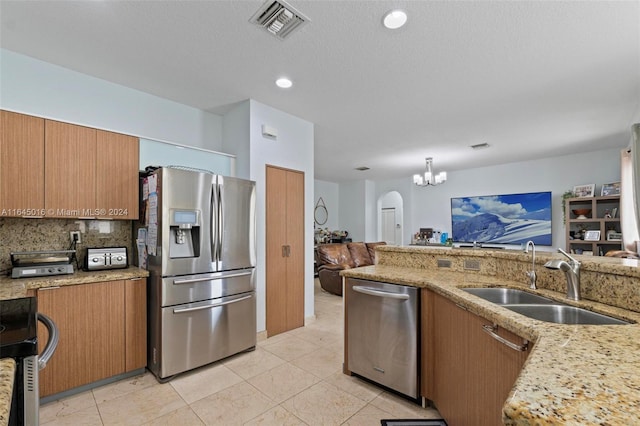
<box><xmin>315</xmin><ymin>241</ymin><xmax>386</xmax><ymax>296</ymax></box>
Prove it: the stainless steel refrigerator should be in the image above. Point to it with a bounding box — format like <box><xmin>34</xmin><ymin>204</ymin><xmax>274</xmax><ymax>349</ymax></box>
<box><xmin>143</xmin><ymin>167</ymin><xmax>256</xmax><ymax>381</ymax></box>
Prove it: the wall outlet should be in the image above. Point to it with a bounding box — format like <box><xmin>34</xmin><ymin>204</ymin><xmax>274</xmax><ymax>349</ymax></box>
<box><xmin>70</xmin><ymin>231</ymin><xmax>81</xmax><ymax>244</ymax></box>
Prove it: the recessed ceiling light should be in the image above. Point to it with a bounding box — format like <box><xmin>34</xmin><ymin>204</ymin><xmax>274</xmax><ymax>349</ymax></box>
<box><xmin>383</xmin><ymin>9</ymin><xmax>407</xmax><ymax>30</ymax></box>
<box><xmin>275</xmin><ymin>77</ymin><xmax>293</xmax><ymax>88</ymax></box>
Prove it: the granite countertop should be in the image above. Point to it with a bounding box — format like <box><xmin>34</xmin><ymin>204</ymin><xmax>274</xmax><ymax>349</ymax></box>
<box><xmin>0</xmin><ymin>359</ymin><xmax>15</xmax><ymax>426</ymax></box>
<box><xmin>0</xmin><ymin>266</ymin><xmax>149</xmax><ymax>300</ymax></box>
<box><xmin>341</xmin><ymin>264</ymin><xmax>640</xmax><ymax>425</ymax></box>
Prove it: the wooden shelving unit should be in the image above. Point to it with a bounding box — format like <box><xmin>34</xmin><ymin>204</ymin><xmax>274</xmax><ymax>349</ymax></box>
<box><xmin>565</xmin><ymin>196</ymin><xmax>622</xmax><ymax>256</ymax></box>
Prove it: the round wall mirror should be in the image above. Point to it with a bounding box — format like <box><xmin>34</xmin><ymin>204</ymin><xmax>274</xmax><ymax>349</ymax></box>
<box><xmin>314</xmin><ymin>198</ymin><xmax>328</xmax><ymax>225</ymax></box>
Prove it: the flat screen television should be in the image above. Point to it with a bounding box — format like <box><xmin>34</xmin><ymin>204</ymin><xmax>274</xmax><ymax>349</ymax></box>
<box><xmin>451</xmin><ymin>191</ymin><xmax>552</xmax><ymax>246</ymax></box>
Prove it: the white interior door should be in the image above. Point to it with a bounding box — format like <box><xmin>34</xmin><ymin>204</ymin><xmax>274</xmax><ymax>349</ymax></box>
<box><xmin>381</xmin><ymin>208</ymin><xmax>396</xmax><ymax>244</ymax></box>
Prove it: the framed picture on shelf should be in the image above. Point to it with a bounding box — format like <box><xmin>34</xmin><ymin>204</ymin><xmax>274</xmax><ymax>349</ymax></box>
<box><xmin>601</xmin><ymin>182</ymin><xmax>621</xmax><ymax>196</ymax></box>
<box><xmin>607</xmin><ymin>231</ymin><xmax>623</xmax><ymax>241</ymax></box>
<box><xmin>584</xmin><ymin>230</ymin><xmax>600</xmax><ymax>241</ymax></box>
<box><xmin>573</xmin><ymin>184</ymin><xmax>595</xmax><ymax>198</ymax></box>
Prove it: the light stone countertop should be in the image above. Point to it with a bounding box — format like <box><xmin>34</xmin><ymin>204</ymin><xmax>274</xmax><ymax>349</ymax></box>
<box><xmin>0</xmin><ymin>266</ymin><xmax>149</xmax><ymax>425</ymax></box>
<box><xmin>341</xmin><ymin>264</ymin><xmax>640</xmax><ymax>425</ymax></box>
<box><xmin>0</xmin><ymin>266</ymin><xmax>149</xmax><ymax>300</ymax></box>
<box><xmin>0</xmin><ymin>359</ymin><xmax>15</xmax><ymax>426</ymax></box>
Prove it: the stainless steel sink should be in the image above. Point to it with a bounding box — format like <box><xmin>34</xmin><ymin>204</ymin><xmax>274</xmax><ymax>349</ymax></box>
<box><xmin>461</xmin><ymin>288</ymin><xmax>556</xmax><ymax>305</ymax></box>
<box><xmin>503</xmin><ymin>304</ymin><xmax>630</xmax><ymax>325</ymax></box>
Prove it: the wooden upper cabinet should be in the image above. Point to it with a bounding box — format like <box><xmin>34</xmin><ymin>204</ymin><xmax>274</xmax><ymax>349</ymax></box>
<box><xmin>45</xmin><ymin>120</ymin><xmax>97</xmax><ymax>217</ymax></box>
<box><xmin>96</xmin><ymin>130</ymin><xmax>139</xmax><ymax>219</ymax></box>
<box><xmin>1</xmin><ymin>111</ymin><xmax>139</xmax><ymax>219</ymax></box>
<box><xmin>0</xmin><ymin>111</ymin><xmax>45</xmax><ymax>213</ymax></box>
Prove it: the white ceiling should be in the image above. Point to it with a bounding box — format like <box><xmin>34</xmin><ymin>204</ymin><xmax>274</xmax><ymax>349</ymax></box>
<box><xmin>1</xmin><ymin>0</ymin><xmax>639</xmax><ymax>182</ymax></box>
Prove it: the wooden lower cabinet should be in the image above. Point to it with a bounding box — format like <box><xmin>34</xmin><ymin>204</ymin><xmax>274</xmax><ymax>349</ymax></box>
<box><xmin>125</xmin><ymin>278</ymin><xmax>147</xmax><ymax>372</ymax></box>
<box><xmin>36</xmin><ymin>278</ymin><xmax>147</xmax><ymax>397</ymax></box>
<box><xmin>422</xmin><ymin>289</ymin><xmax>531</xmax><ymax>426</ymax></box>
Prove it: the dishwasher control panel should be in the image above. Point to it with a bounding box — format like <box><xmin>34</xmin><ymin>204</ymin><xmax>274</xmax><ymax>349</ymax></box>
<box><xmin>85</xmin><ymin>247</ymin><xmax>128</xmax><ymax>271</ymax></box>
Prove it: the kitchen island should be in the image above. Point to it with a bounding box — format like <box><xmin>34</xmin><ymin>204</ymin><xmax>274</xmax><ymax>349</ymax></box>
<box><xmin>341</xmin><ymin>246</ymin><xmax>640</xmax><ymax>425</ymax></box>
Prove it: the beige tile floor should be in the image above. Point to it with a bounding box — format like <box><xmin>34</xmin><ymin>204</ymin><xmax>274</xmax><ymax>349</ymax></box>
<box><xmin>40</xmin><ymin>279</ymin><xmax>441</xmax><ymax>425</ymax></box>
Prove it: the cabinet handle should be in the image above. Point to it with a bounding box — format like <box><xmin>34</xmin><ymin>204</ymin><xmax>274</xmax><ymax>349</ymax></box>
<box><xmin>455</xmin><ymin>302</ymin><xmax>468</xmax><ymax>311</ymax></box>
<box><xmin>482</xmin><ymin>324</ymin><xmax>528</xmax><ymax>352</ymax></box>
<box><xmin>129</xmin><ymin>278</ymin><xmax>143</xmax><ymax>281</ymax></box>
<box><xmin>38</xmin><ymin>286</ymin><xmax>61</xmax><ymax>291</ymax></box>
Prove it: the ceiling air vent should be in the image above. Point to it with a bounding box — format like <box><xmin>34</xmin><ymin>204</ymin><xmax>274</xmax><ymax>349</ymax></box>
<box><xmin>470</xmin><ymin>143</ymin><xmax>490</xmax><ymax>150</ymax></box>
<box><xmin>250</xmin><ymin>0</ymin><xmax>309</xmax><ymax>40</ymax></box>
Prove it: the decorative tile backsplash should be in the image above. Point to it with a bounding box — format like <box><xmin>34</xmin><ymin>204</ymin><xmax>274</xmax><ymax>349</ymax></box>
<box><xmin>0</xmin><ymin>218</ymin><xmax>132</xmax><ymax>273</ymax></box>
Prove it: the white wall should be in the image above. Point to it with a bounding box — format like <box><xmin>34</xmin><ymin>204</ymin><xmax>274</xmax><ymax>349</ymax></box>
<box><xmin>338</xmin><ymin>181</ymin><xmax>367</xmax><ymax>241</ymax></box>
<box><xmin>0</xmin><ymin>49</ymin><xmax>223</xmax><ymax>151</ymax></box>
<box><xmin>222</xmin><ymin>101</ymin><xmax>251</xmax><ymax>180</ymax></box>
<box><xmin>369</xmin><ymin>148</ymin><xmax>622</xmax><ymax>251</ymax></box>
<box><xmin>314</xmin><ymin>180</ymin><xmax>339</xmax><ymax>231</ymax></box>
<box><xmin>364</xmin><ymin>180</ymin><xmax>377</xmax><ymax>241</ymax></box>
<box><xmin>248</xmin><ymin>99</ymin><xmax>315</xmax><ymax>331</ymax></box>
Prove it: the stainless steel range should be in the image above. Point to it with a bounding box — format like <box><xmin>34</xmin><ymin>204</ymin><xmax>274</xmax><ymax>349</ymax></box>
<box><xmin>0</xmin><ymin>297</ymin><xmax>58</xmax><ymax>426</ymax></box>
<box><xmin>140</xmin><ymin>167</ymin><xmax>256</xmax><ymax>381</ymax></box>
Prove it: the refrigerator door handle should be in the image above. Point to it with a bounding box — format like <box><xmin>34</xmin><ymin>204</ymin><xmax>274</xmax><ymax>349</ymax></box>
<box><xmin>173</xmin><ymin>270</ymin><xmax>253</xmax><ymax>285</ymax></box>
<box><xmin>217</xmin><ymin>181</ymin><xmax>223</xmax><ymax>266</ymax></box>
<box><xmin>173</xmin><ymin>294</ymin><xmax>253</xmax><ymax>314</ymax></box>
<box><xmin>209</xmin><ymin>184</ymin><xmax>218</xmax><ymax>264</ymax></box>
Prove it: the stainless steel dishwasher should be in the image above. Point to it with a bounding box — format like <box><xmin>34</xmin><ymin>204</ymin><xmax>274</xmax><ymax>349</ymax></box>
<box><xmin>346</xmin><ymin>278</ymin><xmax>419</xmax><ymax>398</ymax></box>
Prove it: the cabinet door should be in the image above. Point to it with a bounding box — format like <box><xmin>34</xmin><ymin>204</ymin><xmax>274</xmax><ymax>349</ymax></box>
<box><xmin>266</xmin><ymin>166</ymin><xmax>289</xmax><ymax>336</ymax></box>
<box><xmin>468</xmin><ymin>315</ymin><xmax>530</xmax><ymax>425</ymax></box>
<box><xmin>125</xmin><ymin>278</ymin><xmax>147</xmax><ymax>372</ymax></box>
<box><xmin>425</xmin><ymin>290</ymin><xmax>530</xmax><ymax>426</ymax></box>
<box><xmin>0</xmin><ymin>110</ymin><xmax>45</xmax><ymax>214</ymax></box>
<box><xmin>265</xmin><ymin>165</ymin><xmax>305</xmax><ymax>336</ymax></box>
<box><xmin>44</xmin><ymin>120</ymin><xmax>97</xmax><ymax>216</ymax></box>
<box><xmin>37</xmin><ymin>281</ymin><xmax>125</xmax><ymax>397</ymax></box>
<box><xmin>425</xmin><ymin>290</ymin><xmax>470</xmax><ymax>425</ymax></box>
<box><xmin>285</xmin><ymin>169</ymin><xmax>305</xmax><ymax>330</ymax></box>
<box><xmin>96</xmin><ymin>130</ymin><xmax>139</xmax><ymax>219</ymax></box>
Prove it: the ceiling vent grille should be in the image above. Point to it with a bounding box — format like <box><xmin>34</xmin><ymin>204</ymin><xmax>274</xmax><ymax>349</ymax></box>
<box><xmin>250</xmin><ymin>0</ymin><xmax>309</xmax><ymax>40</ymax></box>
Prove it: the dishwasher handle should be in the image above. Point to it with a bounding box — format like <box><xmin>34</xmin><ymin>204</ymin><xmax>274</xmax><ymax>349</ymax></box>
<box><xmin>37</xmin><ymin>312</ymin><xmax>59</xmax><ymax>370</ymax></box>
<box><xmin>352</xmin><ymin>285</ymin><xmax>410</xmax><ymax>300</ymax></box>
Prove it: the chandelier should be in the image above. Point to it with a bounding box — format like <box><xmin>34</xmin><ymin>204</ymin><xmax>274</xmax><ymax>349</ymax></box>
<box><xmin>413</xmin><ymin>157</ymin><xmax>447</xmax><ymax>186</ymax></box>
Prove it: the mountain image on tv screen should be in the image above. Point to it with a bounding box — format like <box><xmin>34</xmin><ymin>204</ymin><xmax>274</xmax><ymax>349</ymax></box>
<box><xmin>451</xmin><ymin>191</ymin><xmax>552</xmax><ymax>246</ymax></box>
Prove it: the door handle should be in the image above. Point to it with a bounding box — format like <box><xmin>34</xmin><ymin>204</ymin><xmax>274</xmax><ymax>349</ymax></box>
<box><xmin>173</xmin><ymin>270</ymin><xmax>253</xmax><ymax>285</ymax></box>
<box><xmin>37</xmin><ymin>313</ymin><xmax>59</xmax><ymax>370</ymax></box>
<box><xmin>282</xmin><ymin>245</ymin><xmax>287</xmax><ymax>257</ymax></box>
<box><xmin>352</xmin><ymin>286</ymin><xmax>410</xmax><ymax>300</ymax></box>
<box><xmin>482</xmin><ymin>324</ymin><xmax>528</xmax><ymax>352</ymax></box>
<box><xmin>173</xmin><ymin>294</ymin><xmax>253</xmax><ymax>314</ymax></box>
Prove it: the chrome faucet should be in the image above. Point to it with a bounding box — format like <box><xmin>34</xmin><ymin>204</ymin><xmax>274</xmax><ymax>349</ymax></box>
<box><xmin>544</xmin><ymin>248</ymin><xmax>581</xmax><ymax>301</ymax></box>
<box><xmin>524</xmin><ymin>240</ymin><xmax>536</xmax><ymax>289</ymax></box>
